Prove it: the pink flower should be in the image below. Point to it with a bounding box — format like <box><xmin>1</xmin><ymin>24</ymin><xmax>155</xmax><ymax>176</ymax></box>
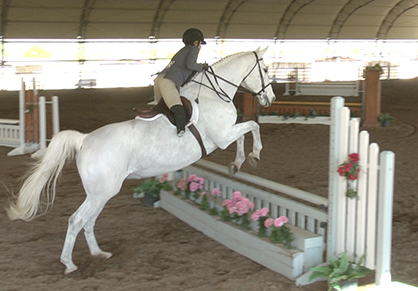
<box><xmin>251</xmin><ymin>212</ymin><xmax>260</xmax><ymax>221</ymax></box>
<box><xmin>177</xmin><ymin>179</ymin><xmax>187</xmax><ymax>191</ymax></box>
<box><xmin>200</xmin><ymin>191</ymin><xmax>207</xmax><ymax>197</ymax></box>
<box><xmin>259</xmin><ymin>207</ymin><xmax>269</xmax><ymax>217</ymax></box>
<box><xmin>187</xmin><ymin>174</ymin><xmax>198</xmax><ymax>182</ymax></box>
<box><xmin>274</xmin><ymin>216</ymin><xmax>289</xmax><ymax>228</ymax></box>
<box><xmin>228</xmin><ymin>205</ymin><xmax>237</xmax><ymax>215</ymax></box>
<box><xmin>236</xmin><ymin>201</ymin><xmax>249</xmax><ymax>216</ymax></box>
<box><xmin>197</xmin><ymin>177</ymin><xmax>205</xmax><ymax>185</ymax></box>
<box><xmin>222</xmin><ymin>199</ymin><xmax>231</xmax><ymax>207</ymax></box>
<box><xmin>251</xmin><ymin>208</ymin><xmax>270</xmax><ymax>221</ymax></box>
<box><xmin>232</xmin><ymin>191</ymin><xmax>243</xmax><ymax>201</ymax></box>
<box><xmin>264</xmin><ymin>218</ymin><xmax>274</xmax><ymax>228</ymax></box>
<box><xmin>189</xmin><ymin>182</ymin><xmax>199</xmax><ymax>192</ymax></box>
<box><xmin>159</xmin><ymin>173</ymin><xmax>168</xmax><ymax>183</ymax></box>
<box><xmin>211</xmin><ymin>188</ymin><xmax>221</xmax><ymax>197</ymax></box>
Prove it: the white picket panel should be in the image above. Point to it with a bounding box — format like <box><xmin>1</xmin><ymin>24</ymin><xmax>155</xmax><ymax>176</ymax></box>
<box><xmin>365</xmin><ymin>143</ymin><xmax>379</xmax><ymax>269</ymax></box>
<box><xmin>355</xmin><ymin>131</ymin><xmax>369</xmax><ymax>258</ymax></box>
<box><xmin>328</xmin><ymin>97</ymin><xmax>395</xmax><ymax>287</ymax></box>
<box><xmin>346</xmin><ymin>118</ymin><xmax>360</xmax><ymax>259</ymax></box>
<box><xmin>336</xmin><ymin>106</ymin><xmax>350</xmax><ymax>254</ymax></box>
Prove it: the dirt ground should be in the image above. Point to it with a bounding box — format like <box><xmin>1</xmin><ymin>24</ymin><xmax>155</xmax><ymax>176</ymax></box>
<box><xmin>1</xmin><ymin>80</ymin><xmax>417</xmax><ymax>290</ymax></box>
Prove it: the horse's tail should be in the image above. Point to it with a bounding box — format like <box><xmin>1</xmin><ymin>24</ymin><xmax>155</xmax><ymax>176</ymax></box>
<box><xmin>7</xmin><ymin>130</ymin><xmax>87</xmax><ymax>221</ymax></box>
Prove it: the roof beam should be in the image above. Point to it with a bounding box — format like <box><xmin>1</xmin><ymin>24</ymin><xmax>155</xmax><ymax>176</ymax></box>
<box><xmin>1</xmin><ymin>0</ymin><xmax>12</xmax><ymax>37</ymax></box>
<box><xmin>150</xmin><ymin>0</ymin><xmax>176</xmax><ymax>38</ymax></box>
<box><xmin>275</xmin><ymin>0</ymin><xmax>315</xmax><ymax>40</ymax></box>
<box><xmin>216</xmin><ymin>0</ymin><xmax>248</xmax><ymax>38</ymax></box>
<box><xmin>328</xmin><ymin>0</ymin><xmax>375</xmax><ymax>40</ymax></box>
<box><xmin>376</xmin><ymin>0</ymin><xmax>418</xmax><ymax>40</ymax></box>
<box><xmin>78</xmin><ymin>0</ymin><xmax>97</xmax><ymax>38</ymax></box>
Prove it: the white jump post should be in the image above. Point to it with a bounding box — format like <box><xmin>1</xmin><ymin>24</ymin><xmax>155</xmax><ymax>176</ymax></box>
<box><xmin>327</xmin><ymin>96</ymin><xmax>395</xmax><ymax>286</ymax></box>
<box><xmin>31</xmin><ymin>96</ymin><xmax>60</xmax><ymax>158</ymax></box>
<box><xmin>1</xmin><ymin>78</ymin><xmax>60</xmax><ymax>157</ymax></box>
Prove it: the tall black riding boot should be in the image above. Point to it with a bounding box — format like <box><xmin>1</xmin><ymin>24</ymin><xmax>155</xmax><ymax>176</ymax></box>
<box><xmin>171</xmin><ymin>105</ymin><xmax>187</xmax><ymax>137</ymax></box>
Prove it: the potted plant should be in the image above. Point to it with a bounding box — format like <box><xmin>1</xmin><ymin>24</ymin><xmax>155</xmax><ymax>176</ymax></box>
<box><xmin>378</xmin><ymin>113</ymin><xmax>395</xmax><ymax>127</ymax></box>
<box><xmin>236</xmin><ymin>108</ymin><xmax>243</xmax><ymax>123</ymax></box>
<box><xmin>309</xmin><ymin>252</ymin><xmax>371</xmax><ymax>291</ymax></box>
<box><xmin>132</xmin><ymin>173</ymin><xmax>172</xmax><ymax>206</ymax></box>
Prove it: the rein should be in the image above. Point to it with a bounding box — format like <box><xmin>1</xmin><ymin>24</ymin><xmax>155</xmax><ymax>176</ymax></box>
<box><xmin>192</xmin><ymin>51</ymin><xmax>271</xmax><ymax>103</ymax></box>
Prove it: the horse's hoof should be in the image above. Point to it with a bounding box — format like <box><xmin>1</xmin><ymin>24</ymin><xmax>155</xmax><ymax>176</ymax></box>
<box><xmin>98</xmin><ymin>251</ymin><xmax>113</xmax><ymax>260</ymax></box>
<box><xmin>64</xmin><ymin>267</ymin><xmax>80</xmax><ymax>277</ymax></box>
<box><xmin>228</xmin><ymin>162</ymin><xmax>239</xmax><ymax>176</ymax></box>
<box><xmin>248</xmin><ymin>153</ymin><xmax>259</xmax><ymax>168</ymax></box>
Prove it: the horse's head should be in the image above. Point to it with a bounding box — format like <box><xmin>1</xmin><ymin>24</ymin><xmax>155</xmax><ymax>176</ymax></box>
<box><xmin>240</xmin><ymin>47</ymin><xmax>276</xmax><ymax>107</ymax></box>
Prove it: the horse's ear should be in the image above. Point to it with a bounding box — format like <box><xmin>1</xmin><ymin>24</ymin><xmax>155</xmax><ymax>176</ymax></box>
<box><xmin>259</xmin><ymin>46</ymin><xmax>268</xmax><ymax>56</ymax></box>
<box><xmin>254</xmin><ymin>47</ymin><xmax>260</xmax><ymax>52</ymax></box>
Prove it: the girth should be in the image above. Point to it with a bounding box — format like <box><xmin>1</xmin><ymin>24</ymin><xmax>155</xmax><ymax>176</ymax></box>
<box><xmin>133</xmin><ymin>97</ymin><xmax>207</xmax><ymax>157</ymax></box>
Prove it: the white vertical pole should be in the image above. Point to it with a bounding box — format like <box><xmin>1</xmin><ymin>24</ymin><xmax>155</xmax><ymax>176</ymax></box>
<box><xmin>336</xmin><ymin>107</ymin><xmax>350</xmax><ymax>254</ymax></box>
<box><xmin>346</xmin><ymin>117</ymin><xmax>360</xmax><ymax>259</ymax></box>
<box><xmin>52</xmin><ymin>96</ymin><xmax>60</xmax><ymax>135</ymax></box>
<box><xmin>365</xmin><ymin>143</ymin><xmax>379</xmax><ymax>269</ymax></box>
<box><xmin>375</xmin><ymin>151</ymin><xmax>395</xmax><ymax>286</ymax></box>
<box><xmin>32</xmin><ymin>77</ymin><xmax>37</xmax><ymax>97</ymax></box>
<box><xmin>356</xmin><ymin>130</ymin><xmax>369</xmax><ymax>258</ymax></box>
<box><xmin>19</xmin><ymin>78</ymin><xmax>25</xmax><ymax>150</ymax></box>
<box><xmin>327</xmin><ymin>96</ymin><xmax>344</xmax><ymax>260</ymax></box>
<box><xmin>38</xmin><ymin>96</ymin><xmax>47</xmax><ymax>150</ymax></box>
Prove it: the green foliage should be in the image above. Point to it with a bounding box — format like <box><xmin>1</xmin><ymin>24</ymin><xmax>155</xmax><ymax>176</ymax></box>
<box><xmin>200</xmin><ymin>195</ymin><xmax>210</xmax><ymax>211</ymax></box>
<box><xmin>309</xmin><ymin>252</ymin><xmax>371</xmax><ymax>291</ymax></box>
<box><xmin>378</xmin><ymin>113</ymin><xmax>396</xmax><ymax>123</ymax></box>
<box><xmin>270</xmin><ymin>224</ymin><xmax>293</xmax><ymax>248</ymax></box>
<box><xmin>23</xmin><ymin>46</ymin><xmax>52</xmax><ymax>58</ymax></box>
<box><xmin>132</xmin><ymin>177</ymin><xmax>172</xmax><ymax>197</ymax></box>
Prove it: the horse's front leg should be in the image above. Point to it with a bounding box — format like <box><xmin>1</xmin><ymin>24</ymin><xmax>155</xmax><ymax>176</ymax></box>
<box><xmin>213</xmin><ymin>120</ymin><xmax>262</xmax><ymax>175</ymax></box>
<box><xmin>229</xmin><ymin>135</ymin><xmax>245</xmax><ymax>176</ymax></box>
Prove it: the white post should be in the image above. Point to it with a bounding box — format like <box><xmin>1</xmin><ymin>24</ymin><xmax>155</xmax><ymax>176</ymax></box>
<box><xmin>375</xmin><ymin>151</ymin><xmax>395</xmax><ymax>286</ymax></box>
<box><xmin>52</xmin><ymin>96</ymin><xmax>60</xmax><ymax>135</ymax></box>
<box><xmin>327</xmin><ymin>96</ymin><xmax>344</xmax><ymax>260</ymax></box>
<box><xmin>38</xmin><ymin>96</ymin><xmax>47</xmax><ymax>150</ymax></box>
<box><xmin>19</xmin><ymin>79</ymin><xmax>25</xmax><ymax>150</ymax></box>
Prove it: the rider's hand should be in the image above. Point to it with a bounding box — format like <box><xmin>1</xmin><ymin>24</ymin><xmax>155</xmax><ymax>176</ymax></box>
<box><xmin>202</xmin><ymin>63</ymin><xmax>209</xmax><ymax>71</ymax></box>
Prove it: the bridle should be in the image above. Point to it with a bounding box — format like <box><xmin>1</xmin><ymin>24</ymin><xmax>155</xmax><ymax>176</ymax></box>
<box><xmin>192</xmin><ymin>51</ymin><xmax>272</xmax><ymax>103</ymax></box>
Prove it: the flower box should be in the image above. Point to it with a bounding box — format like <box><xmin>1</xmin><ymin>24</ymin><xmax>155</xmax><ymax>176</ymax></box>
<box><xmin>160</xmin><ymin>190</ymin><xmax>323</xmax><ymax>281</ymax></box>
<box><xmin>258</xmin><ymin>115</ymin><xmax>331</xmax><ymax>125</ymax></box>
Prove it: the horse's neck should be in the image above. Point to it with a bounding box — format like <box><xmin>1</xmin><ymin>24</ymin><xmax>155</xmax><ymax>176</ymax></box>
<box><xmin>182</xmin><ymin>52</ymin><xmax>253</xmax><ymax>101</ymax></box>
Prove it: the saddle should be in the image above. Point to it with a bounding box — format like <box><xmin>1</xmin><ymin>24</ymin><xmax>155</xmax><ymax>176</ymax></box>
<box><xmin>133</xmin><ymin>97</ymin><xmax>207</xmax><ymax>157</ymax></box>
<box><xmin>133</xmin><ymin>97</ymin><xmax>193</xmax><ymax>127</ymax></box>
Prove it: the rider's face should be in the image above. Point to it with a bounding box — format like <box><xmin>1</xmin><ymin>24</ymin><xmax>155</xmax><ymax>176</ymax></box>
<box><xmin>193</xmin><ymin>40</ymin><xmax>202</xmax><ymax>50</ymax></box>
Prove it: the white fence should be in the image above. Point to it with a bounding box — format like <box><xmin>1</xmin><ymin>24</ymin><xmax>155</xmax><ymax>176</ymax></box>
<box><xmin>327</xmin><ymin>97</ymin><xmax>395</xmax><ymax>286</ymax></box>
<box><xmin>285</xmin><ymin>80</ymin><xmax>359</xmax><ymax>96</ymax></box>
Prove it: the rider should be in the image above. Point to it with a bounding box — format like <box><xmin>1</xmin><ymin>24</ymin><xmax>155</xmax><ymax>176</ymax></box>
<box><xmin>153</xmin><ymin>28</ymin><xmax>208</xmax><ymax>137</ymax></box>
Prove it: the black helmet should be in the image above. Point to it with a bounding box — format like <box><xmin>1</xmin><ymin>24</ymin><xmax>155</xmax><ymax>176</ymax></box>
<box><xmin>182</xmin><ymin>28</ymin><xmax>206</xmax><ymax>45</ymax></box>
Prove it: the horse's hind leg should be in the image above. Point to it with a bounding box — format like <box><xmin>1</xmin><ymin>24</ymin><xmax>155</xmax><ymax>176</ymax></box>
<box><xmin>83</xmin><ymin>207</ymin><xmax>112</xmax><ymax>259</ymax></box>
<box><xmin>60</xmin><ymin>196</ymin><xmax>109</xmax><ymax>274</ymax></box>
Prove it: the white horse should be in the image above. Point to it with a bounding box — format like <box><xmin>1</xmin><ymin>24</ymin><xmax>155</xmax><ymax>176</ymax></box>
<box><xmin>7</xmin><ymin>47</ymin><xmax>276</xmax><ymax>274</ymax></box>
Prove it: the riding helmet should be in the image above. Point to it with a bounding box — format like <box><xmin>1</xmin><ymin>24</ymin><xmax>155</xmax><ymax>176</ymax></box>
<box><xmin>182</xmin><ymin>28</ymin><xmax>207</xmax><ymax>45</ymax></box>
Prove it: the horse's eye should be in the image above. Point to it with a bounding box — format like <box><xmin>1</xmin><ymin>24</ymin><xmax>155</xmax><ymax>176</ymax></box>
<box><xmin>263</xmin><ymin>68</ymin><xmax>268</xmax><ymax>73</ymax></box>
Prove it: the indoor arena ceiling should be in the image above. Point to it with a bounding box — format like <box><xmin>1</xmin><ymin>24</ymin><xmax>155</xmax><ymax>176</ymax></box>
<box><xmin>1</xmin><ymin>0</ymin><xmax>418</xmax><ymax>40</ymax></box>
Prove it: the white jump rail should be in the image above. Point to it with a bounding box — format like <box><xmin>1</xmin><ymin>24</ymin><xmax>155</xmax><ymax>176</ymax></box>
<box><xmin>285</xmin><ymin>80</ymin><xmax>359</xmax><ymax>96</ymax></box>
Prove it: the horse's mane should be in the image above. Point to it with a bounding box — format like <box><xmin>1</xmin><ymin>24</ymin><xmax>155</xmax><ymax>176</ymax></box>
<box><xmin>186</xmin><ymin>50</ymin><xmax>251</xmax><ymax>84</ymax></box>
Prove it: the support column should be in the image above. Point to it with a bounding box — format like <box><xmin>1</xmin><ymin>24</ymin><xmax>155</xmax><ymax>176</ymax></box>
<box><xmin>242</xmin><ymin>92</ymin><xmax>257</xmax><ymax>121</ymax></box>
<box><xmin>362</xmin><ymin>70</ymin><xmax>381</xmax><ymax>127</ymax></box>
